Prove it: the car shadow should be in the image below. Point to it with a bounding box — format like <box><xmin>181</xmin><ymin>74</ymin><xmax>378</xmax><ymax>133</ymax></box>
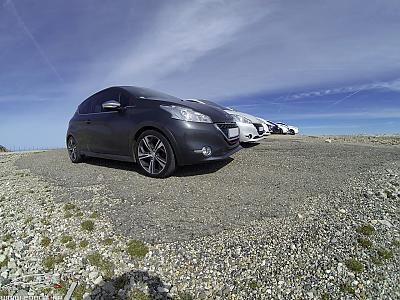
<box><xmin>88</xmin><ymin>270</ymin><xmax>174</xmax><ymax>300</ymax></box>
<box><xmin>173</xmin><ymin>158</ymin><xmax>233</xmax><ymax>177</ymax></box>
<box><xmin>240</xmin><ymin>142</ymin><xmax>260</xmax><ymax>148</ymax></box>
<box><xmin>82</xmin><ymin>157</ymin><xmax>233</xmax><ymax>177</ymax></box>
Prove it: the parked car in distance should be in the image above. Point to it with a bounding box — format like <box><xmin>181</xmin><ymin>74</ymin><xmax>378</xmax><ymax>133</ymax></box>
<box><xmin>255</xmin><ymin>118</ymin><xmax>272</xmax><ymax>136</ymax></box>
<box><xmin>257</xmin><ymin>118</ymin><xmax>288</xmax><ymax>134</ymax></box>
<box><xmin>276</xmin><ymin>122</ymin><xmax>299</xmax><ymax>135</ymax></box>
<box><xmin>67</xmin><ymin>86</ymin><xmax>241</xmax><ymax>178</ymax></box>
<box><xmin>185</xmin><ymin>99</ymin><xmax>265</xmax><ymax>143</ymax></box>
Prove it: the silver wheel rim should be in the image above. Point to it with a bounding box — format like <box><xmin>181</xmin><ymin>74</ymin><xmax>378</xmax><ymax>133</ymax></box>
<box><xmin>138</xmin><ymin>135</ymin><xmax>167</xmax><ymax>175</ymax></box>
<box><xmin>67</xmin><ymin>138</ymin><xmax>78</xmax><ymax>161</ymax></box>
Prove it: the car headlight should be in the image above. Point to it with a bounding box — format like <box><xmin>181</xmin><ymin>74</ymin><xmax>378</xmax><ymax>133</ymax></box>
<box><xmin>160</xmin><ymin>105</ymin><xmax>212</xmax><ymax>123</ymax></box>
<box><xmin>231</xmin><ymin>114</ymin><xmax>252</xmax><ymax>124</ymax></box>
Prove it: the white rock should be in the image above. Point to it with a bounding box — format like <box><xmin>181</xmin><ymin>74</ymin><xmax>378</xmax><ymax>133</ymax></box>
<box><xmin>0</xmin><ymin>255</ymin><xmax>6</xmax><ymax>263</ymax></box>
<box><xmin>339</xmin><ymin>209</ymin><xmax>346</xmax><ymax>214</ymax></box>
<box><xmin>157</xmin><ymin>286</ymin><xmax>169</xmax><ymax>293</ymax></box>
<box><xmin>93</xmin><ymin>276</ymin><xmax>104</xmax><ymax>286</ymax></box>
<box><xmin>89</xmin><ymin>271</ymin><xmax>99</xmax><ymax>280</ymax></box>
<box><xmin>325</xmin><ymin>139</ymin><xmax>332</xmax><ymax>143</ymax></box>
<box><xmin>378</xmin><ymin>219</ymin><xmax>392</xmax><ymax>227</ymax></box>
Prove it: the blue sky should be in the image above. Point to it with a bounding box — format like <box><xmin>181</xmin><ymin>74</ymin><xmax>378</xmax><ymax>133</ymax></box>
<box><xmin>0</xmin><ymin>0</ymin><xmax>399</xmax><ymax>149</ymax></box>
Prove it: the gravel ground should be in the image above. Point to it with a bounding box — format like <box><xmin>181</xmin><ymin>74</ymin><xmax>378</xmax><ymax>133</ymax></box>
<box><xmin>0</xmin><ymin>135</ymin><xmax>399</xmax><ymax>299</ymax></box>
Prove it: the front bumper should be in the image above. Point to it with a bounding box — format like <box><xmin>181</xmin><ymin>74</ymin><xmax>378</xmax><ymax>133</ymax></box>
<box><xmin>167</xmin><ymin>120</ymin><xmax>241</xmax><ymax>166</ymax></box>
<box><xmin>237</xmin><ymin>122</ymin><xmax>265</xmax><ymax>143</ymax></box>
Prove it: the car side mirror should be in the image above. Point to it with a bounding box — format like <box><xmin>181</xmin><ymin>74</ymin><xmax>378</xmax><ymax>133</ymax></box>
<box><xmin>102</xmin><ymin>100</ymin><xmax>121</xmax><ymax>110</ymax></box>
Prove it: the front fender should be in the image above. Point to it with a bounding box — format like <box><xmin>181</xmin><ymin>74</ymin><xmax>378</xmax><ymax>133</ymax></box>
<box><xmin>129</xmin><ymin>121</ymin><xmax>183</xmax><ymax>165</ymax></box>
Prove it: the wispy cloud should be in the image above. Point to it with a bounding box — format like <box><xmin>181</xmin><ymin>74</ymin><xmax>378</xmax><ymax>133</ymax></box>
<box><xmin>79</xmin><ymin>0</ymin><xmax>273</xmax><ymax>92</ymax></box>
<box><xmin>274</xmin><ymin>78</ymin><xmax>400</xmax><ymax>103</ymax></box>
<box><xmin>3</xmin><ymin>0</ymin><xmax>64</xmax><ymax>83</ymax></box>
<box><xmin>272</xmin><ymin>109</ymin><xmax>400</xmax><ymax>120</ymax></box>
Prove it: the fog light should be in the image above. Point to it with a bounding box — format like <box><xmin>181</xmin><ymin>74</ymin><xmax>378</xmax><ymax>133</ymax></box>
<box><xmin>202</xmin><ymin>146</ymin><xmax>212</xmax><ymax>157</ymax></box>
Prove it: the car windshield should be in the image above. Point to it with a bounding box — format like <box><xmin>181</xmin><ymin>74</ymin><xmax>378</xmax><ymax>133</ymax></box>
<box><xmin>200</xmin><ymin>100</ymin><xmax>227</xmax><ymax>110</ymax></box>
<box><xmin>125</xmin><ymin>86</ymin><xmax>181</xmax><ymax>101</ymax></box>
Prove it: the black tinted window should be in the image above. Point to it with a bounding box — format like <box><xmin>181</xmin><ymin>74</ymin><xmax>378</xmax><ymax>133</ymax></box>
<box><xmin>79</xmin><ymin>95</ymin><xmax>97</xmax><ymax>114</ymax></box>
<box><xmin>79</xmin><ymin>88</ymin><xmax>119</xmax><ymax>114</ymax></box>
<box><xmin>125</xmin><ymin>87</ymin><xmax>179</xmax><ymax>101</ymax></box>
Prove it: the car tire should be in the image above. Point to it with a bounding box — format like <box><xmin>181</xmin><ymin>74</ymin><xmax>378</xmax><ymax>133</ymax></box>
<box><xmin>135</xmin><ymin>130</ymin><xmax>176</xmax><ymax>178</ymax></box>
<box><xmin>67</xmin><ymin>136</ymin><xmax>84</xmax><ymax>163</ymax></box>
<box><xmin>289</xmin><ymin>129</ymin><xmax>295</xmax><ymax>135</ymax></box>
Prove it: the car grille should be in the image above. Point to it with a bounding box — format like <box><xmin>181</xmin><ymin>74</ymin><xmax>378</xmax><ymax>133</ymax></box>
<box><xmin>253</xmin><ymin>123</ymin><xmax>265</xmax><ymax>135</ymax></box>
<box><xmin>215</xmin><ymin>123</ymin><xmax>239</xmax><ymax>144</ymax></box>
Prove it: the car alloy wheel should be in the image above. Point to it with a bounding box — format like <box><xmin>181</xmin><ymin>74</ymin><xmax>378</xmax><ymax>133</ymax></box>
<box><xmin>67</xmin><ymin>136</ymin><xmax>83</xmax><ymax>163</ymax></box>
<box><xmin>137</xmin><ymin>135</ymin><xmax>168</xmax><ymax>175</ymax></box>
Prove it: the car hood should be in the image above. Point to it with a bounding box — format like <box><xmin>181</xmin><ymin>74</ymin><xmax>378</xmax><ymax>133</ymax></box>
<box><xmin>224</xmin><ymin>110</ymin><xmax>261</xmax><ymax>123</ymax></box>
<box><xmin>156</xmin><ymin>98</ymin><xmax>234</xmax><ymax>123</ymax></box>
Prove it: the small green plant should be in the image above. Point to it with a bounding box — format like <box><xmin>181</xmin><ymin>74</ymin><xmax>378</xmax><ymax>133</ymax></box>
<box><xmin>127</xmin><ymin>240</ymin><xmax>149</xmax><ymax>258</ymax></box>
<box><xmin>79</xmin><ymin>240</ymin><xmax>89</xmax><ymax>248</ymax></box>
<box><xmin>64</xmin><ymin>203</ymin><xmax>76</xmax><ymax>211</ymax></box>
<box><xmin>371</xmin><ymin>256</ymin><xmax>383</xmax><ymax>265</ymax></box>
<box><xmin>392</xmin><ymin>239</ymin><xmax>400</xmax><ymax>248</ymax></box>
<box><xmin>2</xmin><ymin>233</ymin><xmax>12</xmax><ymax>241</ymax></box>
<box><xmin>249</xmin><ymin>281</ymin><xmax>260</xmax><ymax>289</ymax></box>
<box><xmin>357</xmin><ymin>237</ymin><xmax>373</xmax><ymax>249</ymax></box>
<box><xmin>102</xmin><ymin>237</ymin><xmax>114</xmax><ymax>246</ymax></box>
<box><xmin>41</xmin><ymin>236</ymin><xmax>51</xmax><ymax>247</ymax></box>
<box><xmin>64</xmin><ymin>211</ymin><xmax>74</xmax><ymax>218</ymax></box>
<box><xmin>356</xmin><ymin>224</ymin><xmax>375</xmax><ymax>236</ymax></box>
<box><xmin>321</xmin><ymin>292</ymin><xmax>330</xmax><ymax>300</ymax></box>
<box><xmin>54</xmin><ymin>280</ymin><xmax>69</xmax><ymax>296</ymax></box>
<box><xmin>75</xmin><ymin>210</ymin><xmax>84</xmax><ymax>217</ymax></box>
<box><xmin>60</xmin><ymin>235</ymin><xmax>73</xmax><ymax>244</ymax></box>
<box><xmin>0</xmin><ymin>256</ymin><xmax>9</xmax><ymax>268</ymax></box>
<box><xmin>339</xmin><ymin>282</ymin><xmax>355</xmax><ymax>295</ymax></box>
<box><xmin>177</xmin><ymin>292</ymin><xmax>194</xmax><ymax>300</ymax></box>
<box><xmin>0</xmin><ymin>290</ymin><xmax>8</xmax><ymax>297</ymax></box>
<box><xmin>41</xmin><ymin>218</ymin><xmax>51</xmax><ymax>226</ymax></box>
<box><xmin>87</xmin><ymin>252</ymin><xmax>114</xmax><ymax>278</ymax></box>
<box><xmin>42</xmin><ymin>255</ymin><xmax>64</xmax><ymax>271</ymax></box>
<box><xmin>73</xmin><ymin>284</ymin><xmax>86</xmax><ymax>299</ymax></box>
<box><xmin>377</xmin><ymin>248</ymin><xmax>393</xmax><ymax>260</ymax></box>
<box><xmin>25</xmin><ymin>216</ymin><xmax>34</xmax><ymax>224</ymax></box>
<box><xmin>129</xmin><ymin>289</ymin><xmax>150</xmax><ymax>300</ymax></box>
<box><xmin>66</xmin><ymin>241</ymin><xmax>76</xmax><ymax>250</ymax></box>
<box><xmin>81</xmin><ymin>220</ymin><xmax>95</xmax><ymax>231</ymax></box>
<box><xmin>90</xmin><ymin>212</ymin><xmax>99</xmax><ymax>219</ymax></box>
<box><xmin>345</xmin><ymin>258</ymin><xmax>364</xmax><ymax>273</ymax></box>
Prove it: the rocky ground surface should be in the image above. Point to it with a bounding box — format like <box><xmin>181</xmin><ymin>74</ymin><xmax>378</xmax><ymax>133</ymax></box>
<box><xmin>0</xmin><ymin>135</ymin><xmax>399</xmax><ymax>299</ymax></box>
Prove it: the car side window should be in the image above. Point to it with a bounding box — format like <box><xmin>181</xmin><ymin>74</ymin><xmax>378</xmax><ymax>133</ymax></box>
<box><xmin>119</xmin><ymin>92</ymin><xmax>135</xmax><ymax>107</ymax></box>
<box><xmin>98</xmin><ymin>89</ymin><xmax>120</xmax><ymax>112</ymax></box>
<box><xmin>79</xmin><ymin>95</ymin><xmax>97</xmax><ymax>114</ymax></box>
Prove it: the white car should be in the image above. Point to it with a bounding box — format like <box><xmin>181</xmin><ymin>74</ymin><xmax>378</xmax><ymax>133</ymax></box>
<box><xmin>276</xmin><ymin>122</ymin><xmax>299</xmax><ymax>135</ymax></box>
<box><xmin>255</xmin><ymin>118</ymin><xmax>274</xmax><ymax>136</ymax></box>
<box><xmin>225</xmin><ymin>109</ymin><xmax>266</xmax><ymax>143</ymax></box>
<box><xmin>257</xmin><ymin>118</ymin><xmax>288</xmax><ymax>134</ymax></box>
<box><xmin>185</xmin><ymin>99</ymin><xmax>265</xmax><ymax>143</ymax></box>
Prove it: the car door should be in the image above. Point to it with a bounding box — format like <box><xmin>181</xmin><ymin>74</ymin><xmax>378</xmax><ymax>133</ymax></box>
<box><xmin>88</xmin><ymin>88</ymin><xmax>134</xmax><ymax>156</ymax></box>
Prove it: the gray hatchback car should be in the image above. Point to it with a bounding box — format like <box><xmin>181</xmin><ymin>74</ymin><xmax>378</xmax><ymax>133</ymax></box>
<box><xmin>67</xmin><ymin>86</ymin><xmax>241</xmax><ymax>178</ymax></box>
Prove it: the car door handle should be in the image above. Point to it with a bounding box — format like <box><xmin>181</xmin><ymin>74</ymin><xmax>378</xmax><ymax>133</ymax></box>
<box><xmin>85</xmin><ymin>120</ymin><xmax>91</xmax><ymax>124</ymax></box>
